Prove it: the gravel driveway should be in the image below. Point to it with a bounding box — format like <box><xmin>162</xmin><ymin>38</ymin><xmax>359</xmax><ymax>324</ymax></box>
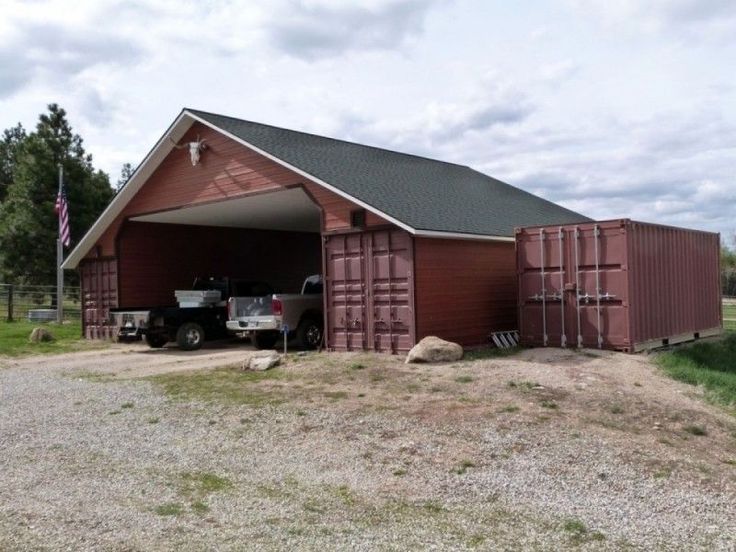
<box><xmin>1</xmin><ymin>345</ymin><xmax>735</xmax><ymax>550</ymax></box>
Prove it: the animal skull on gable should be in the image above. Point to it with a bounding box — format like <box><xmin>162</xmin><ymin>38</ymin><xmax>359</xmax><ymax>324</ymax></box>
<box><xmin>170</xmin><ymin>135</ymin><xmax>207</xmax><ymax>166</ymax></box>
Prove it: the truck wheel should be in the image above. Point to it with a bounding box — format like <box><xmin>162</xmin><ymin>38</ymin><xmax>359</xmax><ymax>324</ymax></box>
<box><xmin>176</xmin><ymin>322</ymin><xmax>205</xmax><ymax>351</ymax></box>
<box><xmin>145</xmin><ymin>333</ymin><xmax>168</xmax><ymax>348</ymax></box>
<box><xmin>253</xmin><ymin>331</ymin><xmax>279</xmax><ymax>350</ymax></box>
<box><xmin>297</xmin><ymin>318</ymin><xmax>323</xmax><ymax>350</ymax></box>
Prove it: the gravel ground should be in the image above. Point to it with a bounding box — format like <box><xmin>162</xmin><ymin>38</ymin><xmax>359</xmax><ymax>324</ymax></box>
<box><xmin>1</xmin><ymin>344</ymin><xmax>735</xmax><ymax>550</ymax></box>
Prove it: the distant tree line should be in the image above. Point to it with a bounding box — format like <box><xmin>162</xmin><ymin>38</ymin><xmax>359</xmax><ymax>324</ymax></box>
<box><xmin>0</xmin><ymin>104</ymin><xmax>118</xmax><ymax>288</ymax></box>
<box><xmin>723</xmin><ymin>246</ymin><xmax>736</xmax><ymax>297</ymax></box>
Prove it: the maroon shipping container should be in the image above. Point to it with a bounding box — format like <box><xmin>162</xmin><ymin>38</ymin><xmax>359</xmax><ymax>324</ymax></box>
<box><xmin>517</xmin><ymin>219</ymin><xmax>722</xmax><ymax>352</ymax></box>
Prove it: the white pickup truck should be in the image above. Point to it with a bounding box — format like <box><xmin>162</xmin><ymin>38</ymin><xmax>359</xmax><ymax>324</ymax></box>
<box><xmin>226</xmin><ymin>275</ymin><xmax>323</xmax><ymax>349</ymax></box>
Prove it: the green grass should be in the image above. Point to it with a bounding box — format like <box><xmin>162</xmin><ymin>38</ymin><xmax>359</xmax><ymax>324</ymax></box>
<box><xmin>150</xmin><ymin>367</ymin><xmax>290</xmax><ymax>406</ymax></box>
<box><xmin>657</xmin><ymin>334</ymin><xmax>736</xmax><ymax>406</ymax></box>
<box><xmin>0</xmin><ymin>320</ymin><xmax>104</xmax><ymax>357</ymax></box>
<box><xmin>155</xmin><ymin>502</ymin><xmax>184</xmax><ymax>516</ymax></box>
<box><xmin>464</xmin><ymin>346</ymin><xmax>521</xmax><ymax>361</ymax></box>
<box><xmin>723</xmin><ymin>304</ymin><xmax>736</xmax><ymax>331</ymax></box>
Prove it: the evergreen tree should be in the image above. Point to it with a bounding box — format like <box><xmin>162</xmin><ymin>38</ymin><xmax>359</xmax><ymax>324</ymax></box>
<box><xmin>0</xmin><ymin>123</ymin><xmax>27</xmax><ymax>202</ymax></box>
<box><xmin>0</xmin><ymin>104</ymin><xmax>113</xmax><ymax>286</ymax></box>
<box><xmin>117</xmin><ymin>162</ymin><xmax>134</xmax><ymax>192</ymax></box>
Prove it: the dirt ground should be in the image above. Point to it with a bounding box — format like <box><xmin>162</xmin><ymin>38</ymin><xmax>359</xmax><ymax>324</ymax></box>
<box><xmin>1</xmin><ymin>343</ymin><xmax>735</xmax><ymax>550</ymax></box>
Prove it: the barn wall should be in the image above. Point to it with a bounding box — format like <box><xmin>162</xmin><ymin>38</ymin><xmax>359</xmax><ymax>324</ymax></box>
<box><xmin>414</xmin><ymin>238</ymin><xmax>517</xmax><ymax>346</ymax></box>
<box><xmin>117</xmin><ymin>222</ymin><xmax>321</xmax><ymax>307</ymax></box>
<box><xmin>91</xmin><ymin>122</ymin><xmax>388</xmax><ymax>258</ymax></box>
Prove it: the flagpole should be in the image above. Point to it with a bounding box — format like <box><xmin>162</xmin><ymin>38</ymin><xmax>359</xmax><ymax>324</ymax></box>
<box><xmin>57</xmin><ymin>164</ymin><xmax>64</xmax><ymax>324</ymax></box>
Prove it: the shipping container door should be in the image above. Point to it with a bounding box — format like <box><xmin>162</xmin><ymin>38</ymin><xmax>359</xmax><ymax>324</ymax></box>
<box><xmin>80</xmin><ymin>258</ymin><xmax>118</xmax><ymax>339</ymax></box>
<box><xmin>324</xmin><ymin>234</ymin><xmax>367</xmax><ymax>351</ymax></box>
<box><xmin>518</xmin><ymin>228</ymin><xmax>566</xmax><ymax>347</ymax></box>
<box><xmin>571</xmin><ymin>224</ymin><xmax>628</xmax><ymax>349</ymax></box>
<box><xmin>366</xmin><ymin>230</ymin><xmax>415</xmax><ymax>353</ymax></box>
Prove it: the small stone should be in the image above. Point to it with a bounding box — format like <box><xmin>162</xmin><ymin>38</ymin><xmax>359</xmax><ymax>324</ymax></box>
<box><xmin>406</xmin><ymin>336</ymin><xmax>463</xmax><ymax>364</ymax></box>
<box><xmin>29</xmin><ymin>327</ymin><xmax>54</xmax><ymax>343</ymax></box>
<box><xmin>248</xmin><ymin>352</ymin><xmax>281</xmax><ymax>371</ymax></box>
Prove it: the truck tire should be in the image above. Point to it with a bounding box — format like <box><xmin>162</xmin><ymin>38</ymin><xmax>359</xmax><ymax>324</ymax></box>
<box><xmin>176</xmin><ymin>322</ymin><xmax>205</xmax><ymax>351</ymax></box>
<box><xmin>253</xmin><ymin>331</ymin><xmax>279</xmax><ymax>350</ymax></box>
<box><xmin>145</xmin><ymin>333</ymin><xmax>168</xmax><ymax>348</ymax></box>
<box><xmin>297</xmin><ymin>317</ymin><xmax>323</xmax><ymax>350</ymax></box>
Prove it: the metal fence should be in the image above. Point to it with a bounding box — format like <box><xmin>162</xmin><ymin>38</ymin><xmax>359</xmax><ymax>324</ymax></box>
<box><xmin>0</xmin><ymin>283</ymin><xmax>82</xmax><ymax>322</ymax></box>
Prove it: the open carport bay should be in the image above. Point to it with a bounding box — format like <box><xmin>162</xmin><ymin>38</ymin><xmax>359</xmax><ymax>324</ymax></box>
<box><xmin>118</xmin><ymin>189</ymin><xmax>323</xmax><ymax>308</ymax></box>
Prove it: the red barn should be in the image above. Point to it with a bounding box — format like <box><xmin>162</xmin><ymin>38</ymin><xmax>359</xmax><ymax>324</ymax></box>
<box><xmin>63</xmin><ymin>109</ymin><xmax>587</xmax><ymax>352</ymax></box>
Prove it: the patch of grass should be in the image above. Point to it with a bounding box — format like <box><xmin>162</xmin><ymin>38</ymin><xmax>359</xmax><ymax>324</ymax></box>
<box><xmin>467</xmin><ymin>534</ymin><xmax>486</xmax><ymax>547</ymax></box>
<box><xmin>507</xmin><ymin>380</ymin><xmax>539</xmax><ymax>391</ymax></box>
<box><xmin>0</xmin><ymin>321</ymin><xmax>108</xmax><ymax>357</ymax></box>
<box><xmin>454</xmin><ymin>459</ymin><xmax>475</xmax><ymax>475</ymax></box>
<box><xmin>540</xmin><ymin>400</ymin><xmax>558</xmax><ymax>409</ymax></box>
<box><xmin>422</xmin><ymin>500</ymin><xmax>446</xmax><ymax>514</ymax></box>
<box><xmin>348</xmin><ymin>362</ymin><xmax>365</xmax><ymax>370</ymax></box>
<box><xmin>654</xmin><ymin>467</ymin><xmax>672</xmax><ymax>479</ymax></box>
<box><xmin>499</xmin><ymin>405</ymin><xmax>520</xmax><ymax>413</ymax></box>
<box><xmin>609</xmin><ymin>404</ymin><xmax>624</xmax><ymax>414</ymax></box>
<box><xmin>324</xmin><ymin>390</ymin><xmax>348</xmax><ymax>400</ymax></box>
<box><xmin>146</xmin><ymin>417</ymin><xmax>160</xmax><ymax>424</ymax></box>
<box><xmin>464</xmin><ymin>346</ymin><xmax>520</xmax><ymax>361</ymax></box>
<box><xmin>392</xmin><ymin>468</ymin><xmax>408</xmax><ymax>477</ymax></box>
<box><xmin>303</xmin><ymin>499</ymin><xmax>324</xmax><ymax>514</ymax></box>
<box><xmin>657</xmin><ymin>334</ymin><xmax>736</xmax><ymax>405</ymax></box>
<box><xmin>155</xmin><ymin>502</ymin><xmax>184</xmax><ymax>516</ymax></box>
<box><xmin>121</xmin><ymin>402</ymin><xmax>134</xmax><ymax>409</ymax></box>
<box><xmin>181</xmin><ymin>471</ymin><xmax>233</xmax><ymax>493</ymax></box>
<box><xmin>190</xmin><ymin>501</ymin><xmax>209</xmax><ymax>514</ymax></box>
<box><xmin>149</xmin><ymin>367</ymin><xmax>289</xmax><ymax>406</ymax></box>
<box><xmin>683</xmin><ymin>424</ymin><xmax>708</xmax><ymax>436</ymax></box>
<box><xmin>562</xmin><ymin>518</ymin><xmax>605</xmax><ymax>544</ymax></box>
<box><xmin>455</xmin><ymin>375</ymin><xmax>474</xmax><ymax>384</ymax></box>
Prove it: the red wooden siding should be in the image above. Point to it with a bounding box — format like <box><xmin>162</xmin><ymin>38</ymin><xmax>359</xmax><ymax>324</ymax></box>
<box><xmin>303</xmin><ymin>182</ymin><xmax>388</xmax><ymax>232</ymax></box>
<box><xmin>117</xmin><ymin>222</ymin><xmax>322</xmax><ymax>307</ymax></box>
<box><xmin>414</xmin><ymin>238</ymin><xmax>517</xmax><ymax>346</ymax></box>
<box><xmin>92</xmin><ymin>123</ymin><xmax>388</xmax><ymax>257</ymax></box>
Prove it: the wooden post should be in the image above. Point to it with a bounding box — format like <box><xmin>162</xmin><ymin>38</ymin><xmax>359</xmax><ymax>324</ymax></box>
<box><xmin>6</xmin><ymin>284</ymin><xmax>13</xmax><ymax>322</ymax></box>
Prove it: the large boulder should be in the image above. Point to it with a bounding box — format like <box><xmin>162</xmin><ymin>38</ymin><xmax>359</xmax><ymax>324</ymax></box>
<box><xmin>29</xmin><ymin>327</ymin><xmax>54</xmax><ymax>343</ymax></box>
<box><xmin>247</xmin><ymin>351</ymin><xmax>281</xmax><ymax>371</ymax></box>
<box><xmin>406</xmin><ymin>336</ymin><xmax>463</xmax><ymax>364</ymax></box>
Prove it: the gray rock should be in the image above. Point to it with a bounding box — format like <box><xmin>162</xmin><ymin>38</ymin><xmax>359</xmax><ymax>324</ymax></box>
<box><xmin>248</xmin><ymin>351</ymin><xmax>281</xmax><ymax>371</ymax></box>
<box><xmin>29</xmin><ymin>327</ymin><xmax>54</xmax><ymax>343</ymax></box>
<box><xmin>406</xmin><ymin>336</ymin><xmax>463</xmax><ymax>364</ymax></box>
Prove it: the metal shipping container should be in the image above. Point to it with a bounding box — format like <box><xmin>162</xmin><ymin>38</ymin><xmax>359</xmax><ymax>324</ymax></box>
<box><xmin>517</xmin><ymin>219</ymin><xmax>721</xmax><ymax>352</ymax></box>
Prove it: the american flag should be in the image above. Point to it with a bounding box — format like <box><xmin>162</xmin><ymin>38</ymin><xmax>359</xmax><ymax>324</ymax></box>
<box><xmin>55</xmin><ymin>184</ymin><xmax>70</xmax><ymax>248</ymax></box>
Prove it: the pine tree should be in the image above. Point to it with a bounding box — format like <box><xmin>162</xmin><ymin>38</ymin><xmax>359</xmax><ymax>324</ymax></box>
<box><xmin>0</xmin><ymin>104</ymin><xmax>114</xmax><ymax>286</ymax></box>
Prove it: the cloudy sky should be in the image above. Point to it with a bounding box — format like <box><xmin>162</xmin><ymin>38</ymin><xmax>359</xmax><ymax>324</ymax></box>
<box><xmin>1</xmin><ymin>0</ymin><xmax>734</xmax><ymax>242</ymax></box>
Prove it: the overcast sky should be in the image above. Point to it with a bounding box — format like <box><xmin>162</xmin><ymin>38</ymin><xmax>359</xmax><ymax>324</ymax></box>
<box><xmin>1</xmin><ymin>0</ymin><xmax>734</xmax><ymax>242</ymax></box>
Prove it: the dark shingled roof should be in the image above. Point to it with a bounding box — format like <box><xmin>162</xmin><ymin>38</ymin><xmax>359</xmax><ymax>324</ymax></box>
<box><xmin>188</xmin><ymin>109</ymin><xmax>590</xmax><ymax>237</ymax></box>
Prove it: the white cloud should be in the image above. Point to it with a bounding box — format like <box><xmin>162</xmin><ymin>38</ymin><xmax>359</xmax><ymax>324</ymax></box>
<box><xmin>0</xmin><ymin>0</ymin><xmax>733</xmax><ymax>241</ymax></box>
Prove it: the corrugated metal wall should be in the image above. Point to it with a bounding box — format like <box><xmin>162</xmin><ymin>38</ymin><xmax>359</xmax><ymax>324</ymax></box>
<box><xmin>517</xmin><ymin>219</ymin><xmax>721</xmax><ymax>352</ymax></box>
<box><xmin>324</xmin><ymin>229</ymin><xmax>414</xmax><ymax>353</ymax></box>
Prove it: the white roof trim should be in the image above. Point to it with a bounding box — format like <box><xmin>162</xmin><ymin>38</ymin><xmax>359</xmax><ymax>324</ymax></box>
<box><xmin>62</xmin><ymin>111</ymin><xmax>195</xmax><ymax>269</ymax></box>
<box><xmin>413</xmin><ymin>230</ymin><xmax>515</xmax><ymax>242</ymax></box>
<box><xmin>63</xmin><ymin>110</ymin><xmax>513</xmax><ymax>269</ymax></box>
<box><xmin>184</xmin><ymin>111</ymin><xmax>418</xmax><ymax>235</ymax></box>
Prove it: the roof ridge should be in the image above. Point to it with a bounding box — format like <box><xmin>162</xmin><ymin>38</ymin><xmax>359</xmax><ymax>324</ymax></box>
<box><xmin>184</xmin><ymin>107</ymin><xmax>471</xmax><ymax>170</ymax></box>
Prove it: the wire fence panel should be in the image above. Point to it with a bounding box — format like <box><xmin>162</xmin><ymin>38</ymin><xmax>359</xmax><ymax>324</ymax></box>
<box><xmin>0</xmin><ymin>283</ymin><xmax>82</xmax><ymax>322</ymax></box>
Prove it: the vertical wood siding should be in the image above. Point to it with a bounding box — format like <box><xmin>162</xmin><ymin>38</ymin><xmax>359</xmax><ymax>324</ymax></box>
<box><xmin>93</xmin><ymin>123</ymin><xmax>388</xmax><ymax>257</ymax></box>
<box><xmin>414</xmin><ymin>238</ymin><xmax>517</xmax><ymax>346</ymax></box>
<box><xmin>117</xmin><ymin>222</ymin><xmax>321</xmax><ymax>307</ymax></box>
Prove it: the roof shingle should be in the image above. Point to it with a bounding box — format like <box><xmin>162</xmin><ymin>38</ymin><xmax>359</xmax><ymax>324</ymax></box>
<box><xmin>188</xmin><ymin>109</ymin><xmax>590</xmax><ymax>237</ymax></box>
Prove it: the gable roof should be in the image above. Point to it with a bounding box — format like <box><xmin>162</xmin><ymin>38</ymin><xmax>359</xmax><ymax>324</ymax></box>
<box><xmin>63</xmin><ymin>108</ymin><xmax>589</xmax><ymax>269</ymax></box>
<box><xmin>188</xmin><ymin>109</ymin><xmax>589</xmax><ymax>237</ymax></box>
